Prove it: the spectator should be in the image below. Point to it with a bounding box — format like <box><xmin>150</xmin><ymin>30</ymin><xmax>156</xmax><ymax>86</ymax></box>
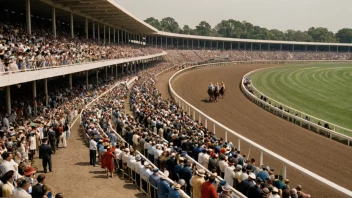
<box><xmin>201</xmin><ymin>172</ymin><xmax>218</xmax><ymax>198</ymax></box>
<box><xmin>157</xmin><ymin>174</ymin><xmax>171</xmax><ymax>198</ymax></box>
<box><xmin>32</xmin><ymin>173</ymin><xmax>46</xmax><ymax>198</ymax></box>
<box><xmin>190</xmin><ymin>169</ymin><xmax>206</xmax><ymax>198</ymax></box>
<box><xmin>12</xmin><ymin>177</ymin><xmax>31</xmax><ymax>198</ymax></box>
<box><xmin>1</xmin><ymin>170</ymin><xmax>15</xmax><ymax>198</ymax></box>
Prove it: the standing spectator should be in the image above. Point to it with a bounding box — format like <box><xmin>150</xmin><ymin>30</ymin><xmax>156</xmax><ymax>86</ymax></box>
<box><xmin>28</xmin><ymin>132</ymin><xmax>37</xmax><ymax>161</ymax></box>
<box><xmin>247</xmin><ymin>177</ymin><xmax>263</xmax><ymax>198</ymax></box>
<box><xmin>168</xmin><ymin>184</ymin><xmax>182</xmax><ymax>198</ymax></box>
<box><xmin>179</xmin><ymin>162</ymin><xmax>192</xmax><ymax>195</ymax></box>
<box><xmin>201</xmin><ymin>172</ymin><xmax>218</xmax><ymax>198</ymax></box>
<box><xmin>89</xmin><ymin>136</ymin><xmax>97</xmax><ymax>166</ymax></box>
<box><xmin>32</xmin><ymin>174</ymin><xmax>46</xmax><ymax>198</ymax></box>
<box><xmin>218</xmin><ymin>184</ymin><xmax>233</xmax><ymax>198</ymax></box>
<box><xmin>39</xmin><ymin>138</ymin><xmax>53</xmax><ymax>173</ymax></box>
<box><xmin>224</xmin><ymin>158</ymin><xmax>236</xmax><ymax>187</ymax></box>
<box><xmin>157</xmin><ymin>174</ymin><xmax>170</xmax><ymax>198</ymax></box>
<box><xmin>190</xmin><ymin>169</ymin><xmax>206</xmax><ymax>198</ymax></box>
<box><xmin>12</xmin><ymin>177</ymin><xmax>31</xmax><ymax>198</ymax></box>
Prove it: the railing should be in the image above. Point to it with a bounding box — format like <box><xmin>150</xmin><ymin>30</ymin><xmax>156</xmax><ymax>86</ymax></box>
<box><xmin>71</xmin><ymin>75</ymin><xmax>189</xmax><ymax>198</ymax></box>
<box><xmin>0</xmin><ymin>51</ymin><xmax>166</xmax><ymax>75</ymax></box>
<box><xmin>168</xmin><ymin>61</ymin><xmax>352</xmax><ymax>197</ymax></box>
<box><xmin>242</xmin><ymin>67</ymin><xmax>352</xmax><ymax>146</ymax></box>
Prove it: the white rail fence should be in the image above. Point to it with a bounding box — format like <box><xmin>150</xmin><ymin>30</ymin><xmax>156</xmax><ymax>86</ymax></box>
<box><xmin>168</xmin><ymin>61</ymin><xmax>352</xmax><ymax>197</ymax></box>
<box><xmin>242</xmin><ymin>67</ymin><xmax>352</xmax><ymax>146</ymax></box>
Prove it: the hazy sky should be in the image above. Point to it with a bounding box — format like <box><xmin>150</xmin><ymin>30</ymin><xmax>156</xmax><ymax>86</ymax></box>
<box><xmin>116</xmin><ymin>0</ymin><xmax>351</xmax><ymax>33</ymax></box>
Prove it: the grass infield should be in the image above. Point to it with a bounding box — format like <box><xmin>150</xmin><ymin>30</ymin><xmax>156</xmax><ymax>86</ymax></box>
<box><xmin>250</xmin><ymin>63</ymin><xmax>352</xmax><ymax>137</ymax></box>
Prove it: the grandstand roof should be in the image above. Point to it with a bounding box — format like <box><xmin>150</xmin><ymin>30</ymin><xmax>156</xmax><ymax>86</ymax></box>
<box><xmin>154</xmin><ymin>31</ymin><xmax>352</xmax><ymax>47</ymax></box>
<box><xmin>3</xmin><ymin>0</ymin><xmax>158</xmax><ymax>34</ymax></box>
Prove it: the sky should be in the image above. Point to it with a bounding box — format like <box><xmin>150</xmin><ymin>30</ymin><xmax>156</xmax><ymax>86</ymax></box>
<box><xmin>116</xmin><ymin>0</ymin><xmax>352</xmax><ymax>33</ymax></box>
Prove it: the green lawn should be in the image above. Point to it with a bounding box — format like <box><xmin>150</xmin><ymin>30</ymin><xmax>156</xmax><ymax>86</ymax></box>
<box><xmin>250</xmin><ymin>63</ymin><xmax>352</xmax><ymax>137</ymax></box>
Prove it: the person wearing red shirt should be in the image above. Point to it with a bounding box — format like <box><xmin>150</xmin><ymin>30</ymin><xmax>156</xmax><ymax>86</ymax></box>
<box><xmin>201</xmin><ymin>173</ymin><xmax>218</xmax><ymax>198</ymax></box>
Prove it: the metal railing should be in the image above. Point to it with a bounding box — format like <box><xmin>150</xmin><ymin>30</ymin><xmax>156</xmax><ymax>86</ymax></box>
<box><xmin>168</xmin><ymin>61</ymin><xmax>352</xmax><ymax>197</ymax></box>
<box><xmin>242</xmin><ymin>67</ymin><xmax>352</xmax><ymax>145</ymax></box>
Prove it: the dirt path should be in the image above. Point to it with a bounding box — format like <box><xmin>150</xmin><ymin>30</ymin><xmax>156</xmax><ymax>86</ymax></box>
<box><xmin>39</xmin><ymin>119</ymin><xmax>146</xmax><ymax>197</ymax></box>
<box><xmin>157</xmin><ymin>64</ymin><xmax>352</xmax><ymax>198</ymax></box>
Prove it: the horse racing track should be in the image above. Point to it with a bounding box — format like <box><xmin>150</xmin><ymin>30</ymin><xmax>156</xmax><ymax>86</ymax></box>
<box><xmin>250</xmin><ymin>63</ymin><xmax>352</xmax><ymax>137</ymax></box>
<box><xmin>171</xmin><ymin>64</ymin><xmax>352</xmax><ymax>198</ymax></box>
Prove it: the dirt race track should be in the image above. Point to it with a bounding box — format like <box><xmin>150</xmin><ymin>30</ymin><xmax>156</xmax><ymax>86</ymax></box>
<box><xmin>161</xmin><ymin>65</ymin><xmax>352</xmax><ymax>198</ymax></box>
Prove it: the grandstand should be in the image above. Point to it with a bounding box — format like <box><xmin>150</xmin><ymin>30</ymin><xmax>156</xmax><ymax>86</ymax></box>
<box><xmin>0</xmin><ymin>0</ymin><xmax>352</xmax><ymax>198</ymax></box>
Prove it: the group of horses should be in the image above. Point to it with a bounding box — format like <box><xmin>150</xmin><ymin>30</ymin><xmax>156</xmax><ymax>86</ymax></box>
<box><xmin>207</xmin><ymin>86</ymin><xmax>225</xmax><ymax>102</ymax></box>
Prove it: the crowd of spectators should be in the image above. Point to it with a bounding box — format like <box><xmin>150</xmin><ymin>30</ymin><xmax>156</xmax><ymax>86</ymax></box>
<box><xmin>0</xmin><ymin>22</ymin><xmax>162</xmax><ymax>73</ymax></box>
<box><xmin>0</xmin><ymin>61</ymin><xmax>136</xmax><ymax>197</ymax></box>
<box><xmin>164</xmin><ymin>50</ymin><xmax>352</xmax><ymax>66</ymax></box>
<box><xmin>81</xmin><ymin>64</ymin><xmax>312</xmax><ymax>198</ymax></box>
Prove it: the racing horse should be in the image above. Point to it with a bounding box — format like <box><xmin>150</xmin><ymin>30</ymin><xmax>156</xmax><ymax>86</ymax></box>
<box><xmin>208</xmin><ymin>86</ymin><xmax>220</xmax><ymax>102</ymax></box>
<box><xmin>219</xmin><ymin>86</ymin><xmax>225</xmax><ymax>99</ymax></box>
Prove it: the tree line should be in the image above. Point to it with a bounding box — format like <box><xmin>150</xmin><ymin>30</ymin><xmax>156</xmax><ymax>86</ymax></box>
<box><xmin>144</xmin><ymin>17</ymin><xmax>352</xmax><ymax>43</ymax></box>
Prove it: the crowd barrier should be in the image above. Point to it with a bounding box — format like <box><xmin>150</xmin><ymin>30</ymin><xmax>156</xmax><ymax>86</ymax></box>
<box><xmin>242</xmin><ymin>67</ymin><xmax>352</xmax><ymax>146</ymax></box>
<box><xmin>168</xmin><ymin>60</ymin><xmax>352</xmax><ymax>197</ymax></box>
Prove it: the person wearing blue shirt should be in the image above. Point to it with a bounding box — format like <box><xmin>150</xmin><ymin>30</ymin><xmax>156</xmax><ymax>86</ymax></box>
<box><xmin>168</xmin><ymin>184</ymin><xmax>181</xmax><ymax>198</ymax></box>
<box><xmin>179</xmin><ymin>162</ymin><xmax>192</xmax><ymax>195</ymax></box>
<box><xmin>157</xmin><ymin>175</ymin><xmax>170</xmax><ymax>198</ymax></box>
<box><xmin>257</xmin><ymin>166</ymin><xmax>270</xmax><ymax>182</ymax></box>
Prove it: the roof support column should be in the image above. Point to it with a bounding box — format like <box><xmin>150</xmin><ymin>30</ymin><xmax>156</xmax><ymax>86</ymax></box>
<box><xmin>251</xmin><ymin>43</ymin><xmax>253</xmax><ymax>51</ymax></box>
<box><xmin>69</xmin><ymin>74</ymin><xmax>72</xmax><ymax>89</ymax></box>
<box><xmin>108</xmin><ymin>26</ymin><xmax>111</xmax><ymax>44</ymax></box>
<box><xmin>44</xmin><ymin>79</ymin><xmax>48</xmax><ymax>107</ymax></box>
<box><xmin>177</xmin><ymin>38</ymin><xmax>178</xmax><ymax>49</ymax></box>
<box><xmin>166</xmin><ymin>37</ymin><xmax>168</xmax><ymax>49</ymax></box>
<box><xmin>187</xmin><ymin>39</ymin><xmax>189</xmax><ymax>49</ymax></box>
<box><xmin>6</xmin><ymin>86</ymin><xmax>11</xmax><ymax>115</ymax></box>
<box><xmin>231</xmin><ymin>43</ymin><xmax>233</xmax><ymax>51</ymax></box>
<box><xmin>337</xmin><ymin>46</ymin><xmax>339</xmax><ymax>52</ymax></box>
<box><xmin>198</xmin><ymin>40</ymin><xmax>200</xmax><ymax>49</ymax></box>
<box><xmin>328</xmin><ymin>46</ymin><xmax>330</xmax><ymax>52</ymax></box>
<box><xmin>26</xmin><ymin>0</ymin><xmax>31</xmax><ymax>35</ymax></box>
<box><xmin>103</xmin><ymin>25</ymin><xmax>106</xmax><ymax>45</ymax></box>
<box><xmin>259</xmin><ymin>44</ymin><xmax>261</xmax><ymax>51</ymax></box>
<box><xmin>192</xmin><ymin>40</ymin><xmax>194</xmax><ymax>49</ymax></box>
<box><xmin>292</xmin><ymin>45</ymin><xmax>295</xmax><ymax>52</ymax></box>
<box><xmin>305</xmin><ymin>45</ymin><xmax>307</xmax><ymax>52</ymax></box>
<box><xmin>223</xmin><ymin>41</ymin><xmax>225</xmax><ymax>51</ymax></box>
<box><xmin>349</xmin><ymin>47</ymin><xmax>350</xmax><ymax>53</ymax></box>
<box><xmin>96</xmin><ymin>71</ymin><xmax>99</xmax><ymax>85</ymax></box>
<box><xmin>204</xmin><ymin>40</ymin><xmax>206</xmax><ymax>49</ymax></box>
<box><xmin>210</xmin><ymin>41</ymin><xmax>212</xmax><ymax>49</ymax></box>
<box><xmin>280</xmin><ymin>44</ymin><xmax>282</xmax><ymax>51</ymax></box>
<box><xmin>238</xmin><ymin>43</ymin><xmax>240</xmax><ymax>50</ymax></box>
<box><xmin>92</xmin><ymin>21</ymin><xmax>95</xmax><ymax>40</ymax></box>
<box><xmin>70</xmin><ymin>12</ymin><xmax>74</xmax><ymax>39</ymax></box>
<box><xmin>113</xmin><ymin>28</ymin><xmax>115</xmax><ymax>43</ymax></box>
<box><xmin>268</xmin><ymin>44</ymin><xmax>270</xmax><ymax>51</ymax></box>
<box><xmin>85</xmin><ymin>17</ymin><xmax>88</xmax><ymax>39</ymax></box>
<box><xmin>98</xmin><ymin>24</ymin><xmax>100</xmax><ymax>41</ymax></box>
<box><xmin>85</xmin><ymin>72</ymin><xmax>88</xmax><ymax>89</ymax></box>
<box><xmin>117</xmin><ymin>29</ymin><xmax>119</xmax><ymax>44</ymax></box>
<box><xmin>52</xmin><ymin>6</ymin><xmax>56</xmax><ymax>38</ymax></box>
<box><xmin>216</xmin><ymin>41</ymin><xmax>218</xmax><ymax>50</ymax></box>
<box><xmin>32</xmin><ymin>81</ymin><xmax>37</xmax><ymax>114</ymax></box>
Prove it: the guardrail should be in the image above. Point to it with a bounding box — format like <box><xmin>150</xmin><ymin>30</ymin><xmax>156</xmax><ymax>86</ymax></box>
<box><xmin>242</xmin><ymin>67</ymin><xmax>352</xmax><ymax>146</ymax></box>
<box><xmin>168</xmin><ymin>61</ymin><xmax>352</xmax><ymax>197</ymax></box>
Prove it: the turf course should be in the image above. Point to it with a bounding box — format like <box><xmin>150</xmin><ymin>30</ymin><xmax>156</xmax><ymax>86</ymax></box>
<box><xmin>250</xmin><ymin>63</ymin><xmax>352</xmax><ymax>137</ymax></box>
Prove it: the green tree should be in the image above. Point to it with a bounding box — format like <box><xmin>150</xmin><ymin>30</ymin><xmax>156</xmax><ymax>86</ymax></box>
<box><xmin>160</xmin><ymin>17</ymin><xmax>180</xmax><ymax>33</ymax></box>
<box><xmin>336</xmin><ymin>28</ymin><xmax>352</xmax><ymax>43</ymax></box>
<box><xmin>144</xmin><ymin>17</ymin><xmax>161</xmax><ymax>30</ymax></box>
<box><xmin>196</xmin><ymin>21</ymin><xmax>212</xmax><ymax>36</ymax></box>
<box><xmin>182</xmin><ymin>25</ymin><xmax>192</xmax><ymax>34</ymax></box>
<box><xmin>307</xmin><ymin>27</ymin><xmax>336</xmax><ymax>42</ymax></box>
<box><xmin>269</xmin><ymin>29</ymin><xmax>286</xmax><ymax>40</ymax></box>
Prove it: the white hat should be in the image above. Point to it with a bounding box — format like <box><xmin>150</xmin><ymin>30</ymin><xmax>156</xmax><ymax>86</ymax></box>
<box><xmin>249</xmin><ymin>172</ymin><xmax>256</xmax><ymax>180</ymax></box>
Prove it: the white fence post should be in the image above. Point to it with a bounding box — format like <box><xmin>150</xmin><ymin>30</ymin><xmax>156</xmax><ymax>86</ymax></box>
<box><xmin>213</xmin><ymin>123</ymin><xmax>216</xmax><ymax>134</ymax></box>
<box><xmin>283</xmin><ymin>163</ymin><xmax>287</xmax><ymax>181</ymax></box>
<box><xmin>260</xmin><ymin>151</ymin><xmax>264</xmax><ymax>167</ymax></box>
<box><xmin>199</xmin><ymin>115</ymin><xmax>201</xmax><ymax>123</ymax></box>
<box><xmin>237</xmin><ymin>138</ymin><xmax>241</xmax><ymax>150</ymax></box>
<box><xmin>225</xmin><ymin>131</ymin><xmax>228</xmax><ymax>142</ymax></box>
<box><xmin>188</xmin><ymin>106</ymin><xmax>191</xmax><ymax>116</ymax></box>
<box><xmin>205</xmin><ymin>119</ymin><xmax>208</xmax><ymax>128</ymax></box>
<box><xmin>193</xmin><ymin>110</ymin><xmax>195</xmax><ymax>120</ymax></box>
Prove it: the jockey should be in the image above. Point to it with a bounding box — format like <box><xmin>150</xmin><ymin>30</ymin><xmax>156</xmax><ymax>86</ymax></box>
<box><xmin>209</xmin><ymin>82</ymin><xmax>214</xmax><ymax>90</ymax></box>
<box><xmin>221</xmin><ymin>82</ymin><xmax>225</xmax><ymax>90</ymax></box>
<box><xmin>215</xmin><ymin>82</ymin><xmax>220</xmax><ymax>90</ymax></box>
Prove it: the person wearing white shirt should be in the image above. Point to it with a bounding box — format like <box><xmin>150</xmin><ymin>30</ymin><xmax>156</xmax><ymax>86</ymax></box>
<box><xmin>28</xmin><ymin>133</ymin><xmax>37</xmax><ymax>161</ymax></box>
<box><xmin>143</xmin><ymin>141</ymin><xmax>150</xmax><ymax>156</ymax></box>
<box><xmin>134</xmin><ymin>155</ymin><xmax>142</xmax><ymax>187</ymax></box>
<box><xmin>153</xmin><ymin>145</ymin><xmax>163</xmax><ymax>165</ymax></box>
<box><xmin>224</xmin><ymin>158</ymin><xmax>236</xmax><ymax>187</ymax></box>
<box><xmin>89</xmin><ymin>137</ymin><xmax>97</xmax><ymax>166</ymax></box>
<box><xmin>128</xmin><ymin>155</ymin><xmax>136</xmax><ymax>181</ymax></box>
<box><xmin>218</xmin><ymin>156</ymin><xmax>228</xmax><ymax>178</ymax></box>
<box><xmin>198</xmin><ymin>149</ymin><xmax>205</xmax><ymax>168</ymax></box>
<box><xmin>201</xmin><ymin>151</ymin><xmax>210</xmax><ymax>169</ymax></box>
<box><xmin>2</xmin><ymin>115</ymin><xmax>9</xmax><ymax>129</ymax></box>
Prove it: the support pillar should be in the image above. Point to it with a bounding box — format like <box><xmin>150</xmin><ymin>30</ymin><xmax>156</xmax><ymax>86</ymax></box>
<box><xmin>92</xmin><ymin>21</ymin><xmax>95</xmax><ymax>39</ymax></box>
<box><xmin>96</xmin><ymin>71</ymin><xmax>99</xmax><ymax>85</ymax></box>
<box><xmin>198</xmin><ymin>40</ymin><xmax>200</xmax><ymax>49</ymax></box>
<box><xmin>52</xmin><ymin>6</ymin><xmax>56</xmax><ymax>38</ymax></box>
<box><xmin>223</xmin><ymin>41</ymin><xmax>225</xmax><ymax>50</ymax></box>
<box><xmin>105</xmin><ymin>67</ymin><xmax>108</xmax><ymax>81</ymax></box>
<box><xmin>117</xmin><ymin>29</ymin><xmax>119</xmax><ymax>44</ymax></box>
<box><xmin>98</xmin><ymin>24</ymin><xmax>100</xmax><ymax>41</ymax></box>
<box><xmin>116</xmin><ymin>65</ymin><xmax>118</xmax><ymax>79</ymax></box>
<box><xmin>26</xmin><ymin>0</ymin><xmax>31</xmax><ymax>35</ymax></box>
<box><xmin>108</xmin><ymin>26</ymin><xmax>111</xmax><ymax>44</ymax></box>
<box><xmin>6</xmin><ymin>86</ymin><xmax>11</xmax><ymax>115</ymax></box>
<box><xmin>69</xmin><ymin>74</ymin><xmax>72</xmax><ymax>89</ymax></box>
<box><xmin>32</xmin><ymin>81</ymin><xmax>37</xmax><ymax>100</ymax></box>
<box><xmin>103</xmin><ymin>25</ymin><xmax>106</xmax><ymax>44</ymax></box>
<box><xmin>85</xmin><ymin>71</ymin><xmax>89</xmax><ymax>88</ymax></box>
<box><xmin>85</xmin><ymin>17</ymin><xmax>88</xmax><ymax>39</ymax></box>
<box><xmin>44</xmin><ymin>79</ymin><xmax>48</xmax><ymax>106</ymax></box>
<box><xmin>70</xmin><ymin>12</ymin><xmax>74</xmax><ymax>39</ymax></box>
<box><xmin>113</xmin><ymin>28</ymin><xmax>115</xmax><ymax>43</ymax></box>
